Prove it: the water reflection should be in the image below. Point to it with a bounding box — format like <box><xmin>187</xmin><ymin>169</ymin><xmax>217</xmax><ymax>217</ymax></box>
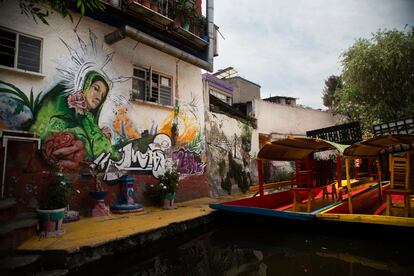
<box><xmin>75</xmin><ymin>224</ymin><xmax>414</xmax><ymax>276</ymax></box>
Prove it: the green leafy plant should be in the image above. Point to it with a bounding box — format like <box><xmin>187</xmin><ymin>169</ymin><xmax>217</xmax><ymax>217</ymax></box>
<box><xmin>143</xmin><ymin>169</ymin><xmax>180</xmax><ymax>204</ymax></box>
<box><xmin>268</xmin><ymin>169</ymin><xmax>291</xmax><ymax>183</ymax></box>
<box><xmin>0</xmin><ymin>80</ymin><xmax>42</xmax><ymax>122</ymax></box>
<box><xmin>172</xmin><ymin>0</ymin><xmax>199</xmax><ymax>25</ymax></box>
<box><xmin>12</xmin><ymin>0</ymin><xmax>106</xmax><ymax>25</ymax></box>
<box><xmin>39</xmin><ymin>171</ymin><xmax>74</xmax><ymax>209</ymax></box>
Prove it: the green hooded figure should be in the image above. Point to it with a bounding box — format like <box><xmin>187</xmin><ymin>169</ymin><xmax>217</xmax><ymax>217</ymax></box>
<box><xmin>31</xmin><ymin>71</ymin><xmax>120</xmax><ymax>170</ymax></box>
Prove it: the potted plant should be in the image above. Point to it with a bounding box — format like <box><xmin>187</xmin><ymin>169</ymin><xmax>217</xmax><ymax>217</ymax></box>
<box><xmin>143</xmin><ymin>169</ymin><xmax>179</xmax><ymax>209</ymax></box>
<box><xmin>37</xmin><ymin>170</ymin><xmax>74</xmax><ymax>237</ymax></box>
<box><xmin>149</xmin><ymin>0</ymin><xmax>159</xmax><ymax>13</ymax></box>
<box><xmin>88</xmin><ymin>166</ymin><xmax>111</xmax><ymax>216</ymax></box>
<box><xmin>141</xmin><ymin>0</ymin><xmax>151</xmax><ymax>8</ymax></box>
<box><xmin>172</xmin><ymin>0</ymin><xmax>198</xmax><ymax>31</ymax></box>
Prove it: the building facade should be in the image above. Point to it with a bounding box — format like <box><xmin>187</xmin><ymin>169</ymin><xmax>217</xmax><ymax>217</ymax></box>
<box><xmin>0</xmin><ymin>1</ymin><xmax>217</xmax><ymax>211</ymax></box>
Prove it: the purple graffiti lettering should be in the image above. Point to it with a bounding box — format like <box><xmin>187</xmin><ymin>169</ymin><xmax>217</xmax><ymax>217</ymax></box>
<box><xmin>172</xmin><ymin>149</ymin><xmax>206</xmax><ymax>175</ymax></box>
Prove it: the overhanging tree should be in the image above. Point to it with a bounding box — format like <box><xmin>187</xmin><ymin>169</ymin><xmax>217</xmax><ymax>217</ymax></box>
<box><xmin>335</xmin><ymin>27</ymin><xmax>414</xmax><ymax>133</ymax></box>
<box><xmin>322</xmin><ymin>75</ymin><xmax>342</xmax><ymax>111</ymax></box>
<box><xmin>12</xmin><ymin>0</ymin><xmax>105</xmax><ymax>24</ymax></box>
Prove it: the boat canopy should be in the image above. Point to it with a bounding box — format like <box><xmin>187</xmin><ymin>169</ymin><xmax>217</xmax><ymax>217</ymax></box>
<box><xmin>343</xmin><ymin>134</ymin><xmax>414</xmax><ymax>159</ymax></box>
<box><xmin>257</xmin><ymin>136</ymin><xmax>349</xmax><ymax>161</ymax></box>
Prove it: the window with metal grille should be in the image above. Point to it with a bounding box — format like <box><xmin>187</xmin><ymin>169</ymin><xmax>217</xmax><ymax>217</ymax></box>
<box><xmin>0</xmin><ymin>28</ymin><xmax>42</xmax><ymax>73</ymax></box>
<box><xmin>132</xmin><ymin>67</ymin><xmax>172</xmax><ymax>106</ymax></box>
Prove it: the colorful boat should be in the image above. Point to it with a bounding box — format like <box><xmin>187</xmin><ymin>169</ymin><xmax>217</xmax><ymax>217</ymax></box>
<box><xmin>317</xmin><ymin>134</ymin><xmax>414</xmax><ymax>227</ymax></box>
<box><xmin>210</xmin><ymin>136</ymin><xmax>380</xmax><ymax>221</ymax></box>
<box><xmin>210</xmin><ymin>135</ymin><xmax>414</xmax><ymax>227</ymax></box>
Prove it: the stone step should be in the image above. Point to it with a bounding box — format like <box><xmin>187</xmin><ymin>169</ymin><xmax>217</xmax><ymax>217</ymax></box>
<box><xmin>0</xmin><ymin>218</ymin><xmax>38</xmax><ymax>254</ymax></box>
<box><xmin>0</xmin><ymin>198</ymin><xmax>16</xmax><ymax>210</ymax></box>
<box><xmin>0</xmin><ymin>198</ymin><xmax>16</xmax><ymax>224</ymax></box>
<box><xmin>0</xmin><ymin>254</ymin><xmax>41</xmax><ymax>275</ymax></box>
<box><xmin>16</xmin><ymin>211</ymin><xmax>38</xmax><ymax>220</ymax></box>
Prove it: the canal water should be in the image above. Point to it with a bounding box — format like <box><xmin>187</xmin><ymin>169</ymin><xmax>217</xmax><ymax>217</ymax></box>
<box><xmin>72</xmin><ymin>217</ymin><xmax>414</xmax><ymax>276</ymax></box>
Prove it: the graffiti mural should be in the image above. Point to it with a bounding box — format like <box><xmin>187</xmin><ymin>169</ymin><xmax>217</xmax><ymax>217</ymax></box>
<box><xmin>172</xmin><ymin>149</ymin><xmax>206</xmax><ymax>175</ymax></box>
<box><xmin>0</xmin><ymin>30</ymin><xmax>206</xmax><ymax>181</ymax></box>
<box><xmin>93</xmin><ymin>134</ymin><xmax>172</xmax><ymax>181</ymax></box>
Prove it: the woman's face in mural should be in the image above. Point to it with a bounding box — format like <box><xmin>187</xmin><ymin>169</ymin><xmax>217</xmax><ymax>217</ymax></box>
<box><xmin>86</xmin><ymin>80</ymin><xmax>108</xmax><ymax>110</ymax></box>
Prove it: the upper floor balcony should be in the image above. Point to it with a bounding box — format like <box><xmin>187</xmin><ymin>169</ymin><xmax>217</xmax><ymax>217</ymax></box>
<box><xmin>102</xmin><ymin>0</ymin><xmax>217</xmax><ymax>71</ymax></box>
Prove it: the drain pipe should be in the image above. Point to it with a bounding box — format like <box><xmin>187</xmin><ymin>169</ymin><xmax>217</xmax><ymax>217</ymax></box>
<box><xmin>207</xmin><ymin>0</ymin><xmax>214</xmax><ymax>68</ymax></box>
<box><xmin>105</xmin><ymin>25</ymin><xmax>213</xmax><ymax>72</ymax></box>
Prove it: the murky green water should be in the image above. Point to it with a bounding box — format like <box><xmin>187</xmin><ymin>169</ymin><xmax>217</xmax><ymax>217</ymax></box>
<box><xmin>73</xmin><ymin>218</ymin><xmax>414</xmax><ymax>276</ymax></box>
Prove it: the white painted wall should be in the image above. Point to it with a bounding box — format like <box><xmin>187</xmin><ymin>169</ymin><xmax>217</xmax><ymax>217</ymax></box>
<box><xmin>254</xmin><ymin>99</ymin><xmax>339</xmax><ymax>137</ymax></box>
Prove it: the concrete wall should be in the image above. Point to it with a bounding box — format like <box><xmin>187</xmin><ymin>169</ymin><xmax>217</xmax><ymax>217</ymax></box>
<box><xmin>205</xmin><ymin>111</ymin><xmax>258</xmax><ymax>196</ymax></box>
<box><xmin>253</xmin><ymin>99</ymin><xmax>340</xmax><ymax>182</ymax></box>
<box><xmin>0</xmin><ymin>2</ymin><xmax>209</xmax><ymax>210</ymax></box>
<box><xmin>254</xmin><ymin>99</ymin><xmax>339</xmax><ymax>137</ymax></box>
<box><xmin>224</xmin><ymin>77</ymin><xmax>261</xmax><ymax>104</ymax></box>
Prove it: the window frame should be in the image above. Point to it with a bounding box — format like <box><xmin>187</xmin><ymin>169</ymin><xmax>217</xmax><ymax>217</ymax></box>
<box><xmin>132</xmin><ymin>66</ymin><xmax>174</xmax><ymax>106</ymax></box>
<box><xmin>0</xmin><ymin>27</ymin><xmax>43</xmax><ymax>73</ymax></box>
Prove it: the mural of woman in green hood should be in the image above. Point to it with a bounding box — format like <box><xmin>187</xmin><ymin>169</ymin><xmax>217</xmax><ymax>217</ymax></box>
<box><xmin>30</xmin><ymin>70</ymin><xmax>120</xmax><ymax>170</ymax></box>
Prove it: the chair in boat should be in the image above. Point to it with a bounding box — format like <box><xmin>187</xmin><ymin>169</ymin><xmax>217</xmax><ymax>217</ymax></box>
<box><xmin>294</xmin><ymin>158</ymin><xmax>314</xmax><ymax>188</ymax></box>
<box><xmin>384</xmin><ymin>153</ymin><xmax>412</xmax><ymax>217</ymax></box>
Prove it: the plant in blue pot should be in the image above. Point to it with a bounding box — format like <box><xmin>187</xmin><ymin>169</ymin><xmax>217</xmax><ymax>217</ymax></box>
<box><xmin>37</xmin><ymin>169</ymin><xmax>74</xmax><ymax>237</ymax></box>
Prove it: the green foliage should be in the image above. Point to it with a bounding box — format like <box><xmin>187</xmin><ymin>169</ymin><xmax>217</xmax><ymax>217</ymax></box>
<box><xmin>220</xmin><ymin>175</ymin><xmax>232</xmax><ymax>195</ymax></box>
<box><xmin>40</xmin><ymin>172</ymin><xmax>73</xmax><ymax>209</ymax></box>
<box><xmin>335</xmin><ymin>28</ymin><xmax>414</xmax><ymax>134</ymax></box>
<box><xmin>173</xmin><ymin>0</ymin><xmax>199</xmax><ymax>24</ymax></box>
<box><xmin>0</xmin><ymin>80</ymin><xmax>42</xmax><ymax>120</ymax></box>
<box><xmin>268</xmin><ymin>169</ymin><xmax>291</xmax><ymax>183</ymax></box>
<box><xmin>14</xmin><ymin>0</ymin><xmax>106</xmax><ymax>25</ymax></box>
<box><xmin>143</xmin><ymin>169</ymin><xmax>180</xmax><ymax>204</ymax></box>
<box><xmin>218</xmin><ymin>160</ymin><xmax>226</xmax><ymax>179</ymax></box>
<box><xmin>322</xmin><ymin>75</ymin><xmax>342</xmax><ymax>110</ymax></box>
<box><xmin>227</xmin><ymin>152</ymin><xmax>249</xmax><ymax>193</ymax></box>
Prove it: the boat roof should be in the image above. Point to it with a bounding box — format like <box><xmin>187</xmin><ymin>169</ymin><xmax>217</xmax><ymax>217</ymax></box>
<box><xmin>343</xmin><ymin>134</ymin><xmax>414</xmax><ymax>159</ymax></box>
<box><xmin>257</xmin><ymin>136</ymin><xmax>349</xmax><ymax>161</ymax></box>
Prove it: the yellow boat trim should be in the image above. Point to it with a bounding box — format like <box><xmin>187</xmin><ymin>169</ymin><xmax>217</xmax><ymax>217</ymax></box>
<box><xmin>316</xmin><ymin>213</ymin><xmax>414</xmax><ymax>227</ymax></box>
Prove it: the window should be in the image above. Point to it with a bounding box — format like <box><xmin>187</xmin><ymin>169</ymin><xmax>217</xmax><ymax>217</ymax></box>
<box><xmin>132</xmin><ymin>67</ymin><xmax>172</xmax><ymax>105</ymax></box>
<box><xmin>209</xmin><ymin>89</ymin><xmax>232</xmax><ymax>105</ymax></box>
<box><xmin>0</xmin><ymin>28</ymin><xmax>42</xmax><ymax>73</ymax></box>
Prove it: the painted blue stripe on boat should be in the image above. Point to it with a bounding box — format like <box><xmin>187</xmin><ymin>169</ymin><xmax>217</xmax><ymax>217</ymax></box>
<box><xmin>209</xmin><ymin>203</ymin><xmax>315</xmax><ymax>221</ymax></box>
<box><xmin>210</xmin><ymin>181</ymin><xmax>390</xmax><ymax>221</ymax></box>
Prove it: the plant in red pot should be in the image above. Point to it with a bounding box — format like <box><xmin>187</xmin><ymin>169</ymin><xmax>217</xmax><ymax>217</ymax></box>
<box><xmin>37</xmin><ymin>169</ymin><xmax>74</xmax><ymax>237</ymax></box>
<box><xmin>88</xmin><ymin>166</ymin><xmax>111</xmax><ymax>217</ymax></box>
<box><xmin>149</xmin><ymin>0</ymin><xmax>159</xmax><ymax>13</ymax></box>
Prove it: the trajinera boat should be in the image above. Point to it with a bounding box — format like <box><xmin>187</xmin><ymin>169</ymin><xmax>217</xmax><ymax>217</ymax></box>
<box><xmin>210</xmin><ymin>135</ymin><xmax>414</xmax><ymax>227</ymax></box>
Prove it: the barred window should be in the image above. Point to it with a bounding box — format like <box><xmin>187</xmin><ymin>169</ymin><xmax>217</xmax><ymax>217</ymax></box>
<box><xmin>132</xmin><ymin>67</ymin><xmax>172</xmax><ymax>106</ymax></box>
<box><xmin>0</xmin><ymin>28</ymin><xmax>42</xmax><ymax>73</ymax></box>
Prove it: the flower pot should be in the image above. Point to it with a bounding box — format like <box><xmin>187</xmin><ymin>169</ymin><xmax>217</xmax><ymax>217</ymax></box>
<box><xmin>150</xmin><ymin>3</ymin><xmax>159</xmax><ymax>13</ymax></box>
<box><xmin>181</xmin><ymin>23</ymin><xmax>190</xmax><ymax>32</ymax></box>
<box><xmin>89</xmin><ymin>191</ymin><xmax>107</xmax><ymax>201</ymax></box>
<box><xmin>142</xmin><ymin>0</ymin><xmax>151</xmax><ymax>8</ymax></box>
<box><xmin>37</xmin><ymin>208</ymin><xmax>66</xmax><ymax>237</ymax></box>
<box><xmin>89</xmin><ymin>191</ymin><xmax>110</xmax><ymax>217</ymax></box>
<box><xmin>162</xmin><ymin>193</ymin><xmax>175</xmax><ymax>209</ymax></box>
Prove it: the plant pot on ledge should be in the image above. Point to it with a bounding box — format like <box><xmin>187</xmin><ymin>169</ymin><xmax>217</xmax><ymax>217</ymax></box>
<box><xmin>150</xmin><ymin>2</ymin><xmax>159</xmax><ymax>13</ymax></box>
<box><xmin>162</xmin><ymin>193</ymin><xmax>176</xmax><ymax>209</ymax></box>
<box><xmin>89</xmin><ymin>191</ymin><xmax>110</xmax><ymax>216</ymax></box>
<box><xmin>141</xmin><ymin>0</ymin><xmax>151</xmax><ymax>8</ymax></box>
<box><xmin>37</xmin><ymin>171</ymin><xmax>73</xmax><ymax>237</ymax></box>
<box><xmin>37</xmin><ymin>208</ymin><xmax>66</xmax><ymax>237</ymax></box>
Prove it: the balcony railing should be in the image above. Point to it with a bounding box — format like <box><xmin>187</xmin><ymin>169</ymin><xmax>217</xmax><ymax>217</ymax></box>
<box><xmin>109</xmin><ymin>0</ymin><xmax>208</xmax><ymax>39</ymax></box>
